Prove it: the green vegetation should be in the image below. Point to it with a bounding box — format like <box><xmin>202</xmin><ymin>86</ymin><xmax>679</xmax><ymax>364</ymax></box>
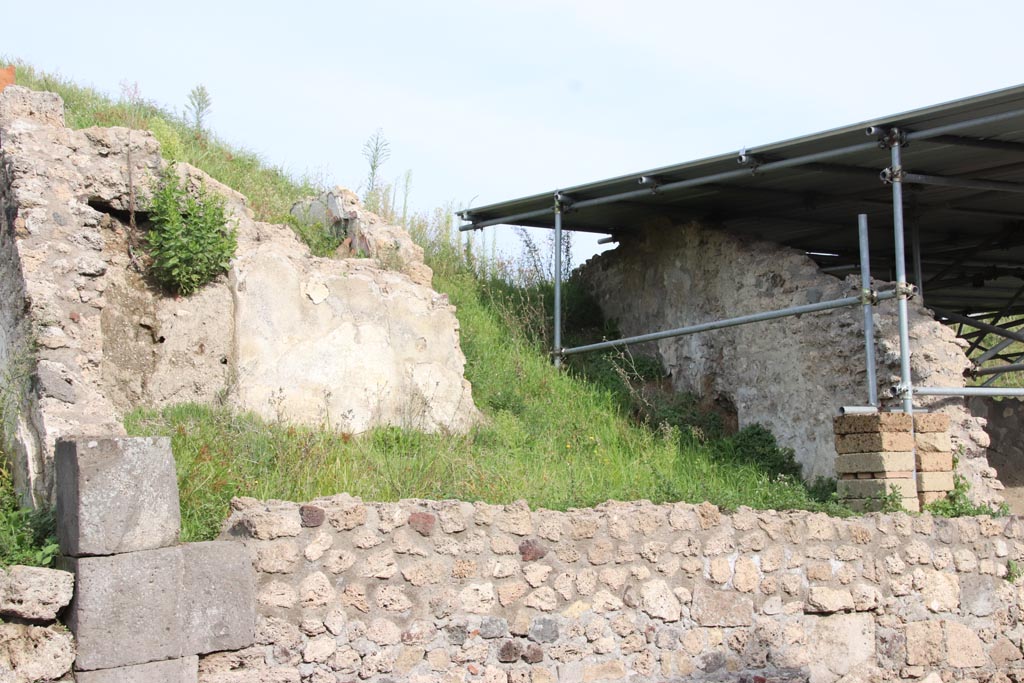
<box><xmin>146</xmin><ymin>163</ymin><xmax>237</xmax><ymax>295</ymax></box>
<box><xmin>1008</xmin><ymin>559</ymin><xmax>1023</xmax><ymax>584</ymax></box>
<box><xmin>923</xmin><ymin>470</ymin><xmax>1010</xmax><ymax>518</ymax></box>
<box><xmin>0</xmin><ymin>465</ymin><xmax>58</xmax><ymax>568</ymax></box>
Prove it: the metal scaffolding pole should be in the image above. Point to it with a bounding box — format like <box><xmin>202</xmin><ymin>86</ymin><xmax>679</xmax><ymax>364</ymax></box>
<box><xmin>970</xmin><ymin>362</ymin><xmax>1024</xmax><ymax>377</ymax></box>
<box><xmin>916</xmin><ymin>386</ymin><xmax>1024</xmax><ymax>397</ymax></box>
<box><xmin>889</xmin><ymin>131</ymin><xmax>915</xmax><ymax>414</ymax></box>
<box><xmin>553</xmin><ymin>198</ymin><xmax>563</xmax><ymax>368</ymax></box>
<box><xmin>560</xmin><ymin>290</ymin><xmax>898</xmax><ymax>357</ymax></box>
<box><xmin>911</xmin><ymin>220</ymin><xmax>924</xmax><ymax>299</ymax></box>
<box><xmin>858</xmin><ymin>214</ymin><xmax>879</xmax><ymax>406</ymax></box>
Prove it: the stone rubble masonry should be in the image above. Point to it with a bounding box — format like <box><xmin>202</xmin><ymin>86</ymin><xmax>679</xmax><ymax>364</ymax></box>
<box><xmin>579</xmin><ymin>221</ymin><xmax>1002</xmax><ymax>505</ymax></box>
<box><xmin>55</xmin><ymin>436</ymin><xmax>180</xmax><ymax>556</ymax></box>
<box><xmin>0</xmin><ymin>566</ymin><xmax>76</xmax><ymax>682</ymax></box>
<box><xmin>52</xmin><ymin>436</ymin><xmax>256</xmax><ymax>679</ymax></box>
<box><xmin>204</xmin><ymin>494</ymin><xmax>1024</xmax><ymax>682</ymax></box>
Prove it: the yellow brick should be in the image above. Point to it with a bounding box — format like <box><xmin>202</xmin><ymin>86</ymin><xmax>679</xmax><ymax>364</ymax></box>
<box><xmin>835</xmin><ymin>451</ymin><xmax>914</xmax><ymax>474</ymax></box>
<box><xmin>835</xmin><ymin>431</ymin><xmax>915</xmax><ymax>454</ymax></box>
<box><xmin>915</xmin><ymin>432</ymin><xmax>952</xmax><ymax>453</ymax></box>
<box><xmin>833</xmin><ymin>412</ymin><xmax>912</xmax><ymax>435</ymax></box>
<box><xmin>914</xmin><ymin>413</ymin><xmax>950</xmax><ymax>433</ymax></box>
<box><xmin>916</xmin><ymin>451</ymin><xmax>953</xmax><ymax>473</ymax></box>
<box><xmin>917</xmin><ymin>471</ymin><xmax>955</xmax><ymax>492</ymax></box>
<box><xmin>919</xmin><ymin>491</ymin><xmax>948</xmax><ymax>505</ymax></box>
<box><xmin>838</xmin><ymin>477</ymin><xmax>917</xmax><ymax>499</ymax></box>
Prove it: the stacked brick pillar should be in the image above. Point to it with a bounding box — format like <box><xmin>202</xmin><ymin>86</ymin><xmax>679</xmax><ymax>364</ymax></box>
<box><xmin>914</xmin><ymin>413</ymin><xmax>956</xmax><ymax>505</ymax></box>
<box><xmin>834</xmin><ymin>411</ymin><xmax>956</xmax><ymax>513</ymax></box>
<box><xmin>834</xmin><ymin>412</ymin><xmax>919</xmax><ymax>512</ymax></box>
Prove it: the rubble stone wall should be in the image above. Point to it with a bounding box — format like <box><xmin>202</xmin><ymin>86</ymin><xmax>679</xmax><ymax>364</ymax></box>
<box><xmin>579</xmin><ymin>221</ymin><xmax>1000</xmax><ymax>503</ymax></box>
<box><xmin>211</xmin><ymin>495</ymin><xmax>1024</xmax><ymax>682</ymax></box>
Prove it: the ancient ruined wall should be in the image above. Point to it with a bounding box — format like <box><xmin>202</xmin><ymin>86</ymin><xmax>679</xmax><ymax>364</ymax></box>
<box><xmin>0</xmin><ymin>85</ymin><xmax>479</xmax><ymax>504</ymax></box>
<box><xmin>212</xmin><ymin>495</ymin><xmax>1024</xmax><ymax>682</ymax></box>
<box><xmin>580</xmin><ymin>220</ymin><xmax>999</xmax><ymax>502</ymax></box>
<box><xmin>970</xmin><ymin>397</ymin><xmax>1022</xmax><ymax>512</ymax></box>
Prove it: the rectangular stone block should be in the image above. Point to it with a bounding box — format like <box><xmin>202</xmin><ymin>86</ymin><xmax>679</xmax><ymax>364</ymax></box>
<box><xmin>60</xmin><ymin>542</ymin><xmax>254</xmax><ymax>671</ymax></box>
<box><xmin>918</xmin><ymin>471</ymin><xmax>955</xmax><ymax>492</ymax></box>
<box><xmin>835</xmin><ymin>451</ymin><xmax>914</xmax><ymax>474</ymax></box>
<box><xmin>837</xmin><ymin>477</ymin><xmax>917</xmax><ymax>499</ymax></box>
<box><xmin>915</xmin><ymin>432</ymin><xmax>952</xmax><ymax>453</ymax></box>
<box><xmin>916</xmin><ymin>451</ymin><xmax>953</xmax><ymax>472</ymax></box>
<box><xmin>833</xmin><ymin>412</ymin><xmax>912</xmax><ymax>435</ymax></box>
<box><xmin>914</xmin><ymin>413</ymin><xmax>950</xmax><ymax>433</ymax></box>
<box><xmin>180</xmin><ymin>542</ymin><xmax>256</xmax><ymax>655</ymax></box>
<box><xmin>834</xmin><ymin>431</ymin><xmax>914</xmax><ymax>454</ymax></box>
<box><xmin>55</xmin><ymin>437</ymin><xmax>180</xmax><ymax>556</ymax></box>
<box><xmin>74</xmin><ymin>656</ymin><xmax>198</xmax><ymax>682</ymax></box>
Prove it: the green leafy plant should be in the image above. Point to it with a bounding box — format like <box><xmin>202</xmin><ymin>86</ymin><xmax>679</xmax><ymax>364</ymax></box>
<box><xmin>146</xmin><ymin>163</ymin><xmax>237</xmax><ymax>295</ymax></box>
<box><xmin>0</xmin><ymin>465</ymin><xmax>58</xmax><ymax>568</ymax></box>
<box><xmin>923</xmin><ymin>472</ymin><xmax>1010</xmax><ymax>517</ymax></box>
<box><xmin>1007</xmin><ymin>559</ymin><xmax>1023</xmax><ymax>584</ymax></box>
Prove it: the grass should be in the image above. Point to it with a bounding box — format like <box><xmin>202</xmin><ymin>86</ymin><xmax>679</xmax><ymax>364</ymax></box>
<box><xmin>13</xmin><ymin>60</ymin><xmax>851</xmax><ymax>544</ymax></box>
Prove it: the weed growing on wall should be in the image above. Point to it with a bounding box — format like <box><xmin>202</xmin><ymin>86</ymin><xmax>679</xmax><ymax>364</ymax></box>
<box><xmin>923</xmin><ymin>471</ymin><xmax>1010</xmax><ymax>517</ymax></box>
<box><xmin>146</xmin><ymin>164</ymin><xmax>237</xmax><ymax>295</ymax></box>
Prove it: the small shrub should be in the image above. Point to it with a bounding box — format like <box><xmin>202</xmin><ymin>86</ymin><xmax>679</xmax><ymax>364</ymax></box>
<box><xmin>146</xmin><ymin>163</ymin><xmax>237</xmax><ymax>295</ymax></box>
<box><xmin>1007</xmin><ymin>559</ymin><xmax>1023</xmax><ymax>584</ymax></box>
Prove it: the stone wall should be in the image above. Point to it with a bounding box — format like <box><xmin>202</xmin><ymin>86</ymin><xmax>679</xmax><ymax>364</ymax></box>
<box><xmin>213</xmin><ymin>494</ymin><xmax>1024</xmax><ymax>682</ymax></box>
<box><xmin>970</xmin><ymin>397</ymin><xmax>1022</xmax><ymax>513</ymax></box>
<box><xmin>579</xmin><ymin>221</ymin><xmax>999</xmax><ymax>503</ymax></box>
<box><xmin>0</xmin><ymin>85</ymin><xmax>479</xmax><ymax>506</ymax></box>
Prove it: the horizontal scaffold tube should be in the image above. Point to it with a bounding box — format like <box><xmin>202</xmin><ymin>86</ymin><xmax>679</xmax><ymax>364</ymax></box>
<box><xmin>915</xmin><ymin>386</ymin><xmax>1024</xmax><ymax>397</ymax></box>
<box><xmin>969</xmin><ymin>362</ymin><xmax>1024</xmax><ymax>377</ymax></box>
<box><xmin>560</xmin><ymin>289</ymin><xmax>898</xmax><ymax>356</ymax></box>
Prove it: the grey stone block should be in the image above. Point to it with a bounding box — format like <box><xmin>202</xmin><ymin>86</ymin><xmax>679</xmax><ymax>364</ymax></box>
<box><xmin>61</xmin><ymin>542</ymin><xmax>255</xmax><ymax>671</ymax></box>
<box><xmin>55</xmin><ymin>436</ymin><xmax>181</xmax><ymax>557</ymax></box>
<box><xmin>74</xmin><ymin>656</ymin><xmax>198</xmax><ymax>682</ymax></box>
<box><xmin>181</xmin><ymin>542</ymin><xmax>256</xmax><ymax>654</ymax></box>
<box><xmin>60</xmin><ymin>548</ymin><xmax>181</xmax><ymax>670</ymax></box>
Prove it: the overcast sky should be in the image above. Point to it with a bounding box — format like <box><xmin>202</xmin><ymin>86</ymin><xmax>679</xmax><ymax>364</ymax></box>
<box><xmin>6</xmin><ymin>0</ymin><xmax>1024</xmax><ymax>261</ymax></box>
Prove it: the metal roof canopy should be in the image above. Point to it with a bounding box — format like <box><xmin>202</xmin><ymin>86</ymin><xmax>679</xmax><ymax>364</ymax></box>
<box><xmin>459</xmin><ymin>84</ymin><xmax>1024</xmax><ymax>317</ymax></box>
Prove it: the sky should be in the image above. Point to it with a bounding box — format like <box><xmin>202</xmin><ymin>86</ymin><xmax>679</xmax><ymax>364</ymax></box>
<box><xmin>6</xmin><ymin>0</ymin><xmax>1024</xmax><ymax>262</ymax></box>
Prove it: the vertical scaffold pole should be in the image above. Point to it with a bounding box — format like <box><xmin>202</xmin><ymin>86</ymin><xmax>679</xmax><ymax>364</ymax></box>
<box><xmin>889</xmin><ymin>132</ymin><xmax>914</xmax><ymax>414</ymax></box>
<box><xmin>858</xmin><ymin>214</ymin><xmax>879</xmax><ymax>406</ymax></box>
<box><xmin>553</xmin><ymin>197</ymin><xmax>563</xmax><ymax>368</ymax></box>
